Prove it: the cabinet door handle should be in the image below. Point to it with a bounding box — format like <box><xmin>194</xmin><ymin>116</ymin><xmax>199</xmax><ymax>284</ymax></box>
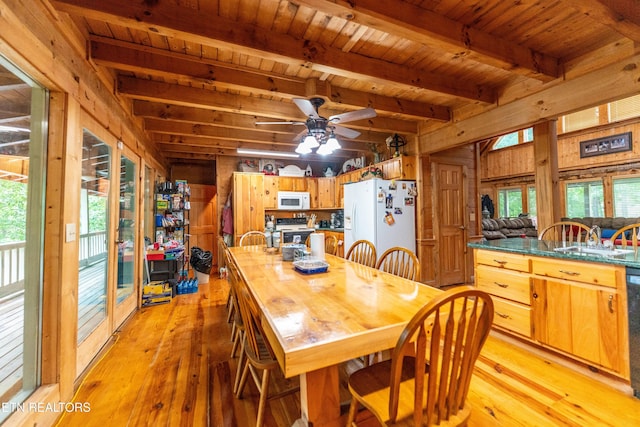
<box><xmin>608</xmin><ymin>294</ymin><xmax>614</xmax><ymax>313</ymax></box>
<box><xmin>495</xmin><ymin>282</ymin><xmax>509</xmax><ymax>288</ymax></box>
<box><xmin>493</xmin><ymin>259</ymin><xmax>507</xmax><ymax>265</ymax></box>
<box><xmin>496</xmin><ymin>312</ymin><xmax>511</xmax><ymax>319</ymax></box>
<box><xmin>558</xmin><ymin>269</ymin><xmax>580</xmax><ymax>276</ymax></box>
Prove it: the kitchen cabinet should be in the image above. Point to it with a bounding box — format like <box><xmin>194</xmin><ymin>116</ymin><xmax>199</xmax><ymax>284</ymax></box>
<box><xmin>531</xmin><ymin>257</ymin><xmax>625</xmax><ymax>374</ymax></box>
<box><xmin>316</xmin><ymin>177</ymin><xmax>336</xmax><ymax>208</ymax></box>
<box><xmin>233</xmin><ymin>172</ymin><xmax>265</xmax><ymax>245</ymax></box>
<box><xmin>474</xmin><ymin>248</ymin><xmax>629</xmax><ymax>379</ymax></box>
<box><xmin>379</xmin><ymin>156</ymin><xmax>417</xmax><ymax>180</ymax></box>
<box><xmin>475</xmin><ymin>251</ymin><xmax>532</xmax><ymax>338</ymax></box>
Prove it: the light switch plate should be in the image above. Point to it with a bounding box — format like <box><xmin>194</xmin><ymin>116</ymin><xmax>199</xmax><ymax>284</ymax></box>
<box><xmin>65</xmin><ymin>223</ymin><xmax>76</xmax><ymax>242</ymax></box>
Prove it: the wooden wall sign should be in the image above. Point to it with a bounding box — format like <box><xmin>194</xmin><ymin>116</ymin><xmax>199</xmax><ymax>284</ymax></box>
<box><xmin>580</xmin><ymin>132</ymin><xmax>632</xmax><ymax>158</ymax></box>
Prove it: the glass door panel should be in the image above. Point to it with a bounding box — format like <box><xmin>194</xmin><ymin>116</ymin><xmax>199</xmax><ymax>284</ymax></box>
<box><xmin>0</xmin><ymin>57</ymin><xmax>46</xmax><ymax>422</ymax></box>
<box><xmin>78</xmin><ymin>130</ymin><xmax>110</xmax><ymax>344</ymax></box>
<box><xmin>116</xmin><ymin>155</ymin><xmax>136</xmax><ymax>303</ymax></box>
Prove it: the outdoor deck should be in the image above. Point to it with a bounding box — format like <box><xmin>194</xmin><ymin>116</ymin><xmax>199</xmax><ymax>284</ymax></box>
<box><xmin>0</xmin><ymin>259</ymin><xmax>107</xmax><ymax>402</ymax></box>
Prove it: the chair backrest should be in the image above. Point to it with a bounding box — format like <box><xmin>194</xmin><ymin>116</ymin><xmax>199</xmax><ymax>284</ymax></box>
<box><xmin>387</xmin><ymin>286</ymin><xmax>494</xmax><ymax>426</ymax></box>
<box><xmin>239</xmin><ymin>231</ymin><xmax>267</xmax><ymax>247</ymax></box>
<box><xmin>305</xmin><ymin>233</ymin><xmax>339</xmax><ymax>256</ymax></box>
<box><xmin>538</xmin><ymin>221</ymin><xmax>590</xmax><ymax>243</ymax></box>
<box><xmin>345</xmin><ymin>240</ymin><xmax>377</xmax><ymax>267</ymax></box>
<box><xmin>375</xmin><ymin>246</ymin><xmax>420</xmax><ymax>281</ymax></box>
<box><xmin>228</xmin><ymin>257</ymin><xmax>275</xmax><ymax>362</ymax></box>
<box><xmin>609</xmin><ymin>223</ymin><xmax>640</xmax><ymax>249</ymax></box>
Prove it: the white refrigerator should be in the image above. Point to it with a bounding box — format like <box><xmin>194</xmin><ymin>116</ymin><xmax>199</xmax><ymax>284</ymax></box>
<box><xmin>343</xmin><ymin>178</ymin><xmax>417</xmax><ymax>257</ymax></box>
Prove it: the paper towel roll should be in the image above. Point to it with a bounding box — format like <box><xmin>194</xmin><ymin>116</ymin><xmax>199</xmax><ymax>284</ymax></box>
<box><xmin>310</xmin><ymin>233</ymin><xmax>325</xmax><ymax>260</ymax></box>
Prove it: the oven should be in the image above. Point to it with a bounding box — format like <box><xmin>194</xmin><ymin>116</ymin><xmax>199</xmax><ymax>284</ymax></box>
<box><xmin>275</xmin><ymin>217</ymin><xmax>315</xmax><ymax>244</ymax></box>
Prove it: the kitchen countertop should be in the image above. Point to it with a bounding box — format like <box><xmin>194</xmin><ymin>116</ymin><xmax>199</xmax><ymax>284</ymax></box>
<box><xmin>315</xmin><ymin>227</ymin><xmax>344</xmax><ymax>232</ymax></box>
<box><xmin>468</xmin><ymin>237</ymin><xmax>640</xmax><ymax>268</ymax></box>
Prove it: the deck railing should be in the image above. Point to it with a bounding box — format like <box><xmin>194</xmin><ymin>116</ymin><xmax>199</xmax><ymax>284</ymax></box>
<box><xmin>0</xmin><ymin>231</ymin><xmax>107</xmax><ymax>298</ymax></box>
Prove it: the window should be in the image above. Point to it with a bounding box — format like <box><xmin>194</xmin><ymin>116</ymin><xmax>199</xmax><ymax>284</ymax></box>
<box><xmin>565</xmin><ymin>180</ymin><xmax>604</xmax><ymax>217</ymax></box>
<box><xmin>527</xmin><ymin>185</ymin><xmax>537</xmax><ymax>220</ymax></box>
<box><xmin>613</xmin><ymin>176</ymin><xmax>640</xmax><ymax>217</ymax></box>
<box><xmin>492</xmin><ymin>127</ymin><xmax>533</xmax><ymax>150</ymax></box>
<box><xmin>563</xmin><ymin>107</ymin><xmax>600</xmax><ymax>133</ymax></box>
<box><xmin>609</xmin><ymin>94</ymin><xmax>640</xmax><ymax>123</ymax></box>
<box><xmin>0</xmin><ymin>57</ymin><xmax>47</xmax><ymax>421</ymax></box>
<box><xmin>497</xmin><ymin>188</ymin><xmax>523</xmax><ymax>218</ymax></box>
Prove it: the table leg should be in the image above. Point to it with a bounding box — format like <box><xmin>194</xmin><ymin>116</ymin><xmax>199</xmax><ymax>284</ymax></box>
<box><xmin>300</xmin><ymin>365</ymin><xmax>340</xmax><ymax>427</ymax></box>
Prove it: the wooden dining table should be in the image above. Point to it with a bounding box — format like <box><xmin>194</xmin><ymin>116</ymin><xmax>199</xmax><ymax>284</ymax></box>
<box><xmin>228</xmin><ymin>245</ymin><xmax>442</xmax><ymax>427</ymax></box>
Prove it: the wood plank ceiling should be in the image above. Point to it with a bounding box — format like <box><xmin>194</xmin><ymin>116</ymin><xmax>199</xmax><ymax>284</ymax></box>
<box><xmin>42</xmin><ymin>0</ymin><xmax>640</xmax><ymax>162</ymax></box>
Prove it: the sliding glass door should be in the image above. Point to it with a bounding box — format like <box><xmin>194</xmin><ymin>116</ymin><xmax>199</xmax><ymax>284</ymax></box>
<box><xmin>0</xmin><ymin>57</ymin><xmax>47</xmax><ymax>421</ymax></box>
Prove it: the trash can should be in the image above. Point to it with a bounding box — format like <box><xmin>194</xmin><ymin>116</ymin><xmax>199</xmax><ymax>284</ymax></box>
<box><xmin>195</xmin><ymin>270</ymin><xmax>210</xmax><ymax>284</ymax></box>
<box><xmin>190</xmin><ymin>246</ymin><xmax>213</xmax><ymax>284</ymax></box>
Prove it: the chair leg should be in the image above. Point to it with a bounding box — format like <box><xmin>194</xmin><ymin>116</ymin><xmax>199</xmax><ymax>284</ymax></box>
<box><xmin>226</xmin><ymin>294</ymin><xmax>235</xmax><ymax>323</ymax></box>
<box><xmin>231</xmin><ymin>327</ymin><xmax>242</xmax><ymax>358</ymax></box>
<box><xmin>233</xmin><ymin>340</ymin><xmax>246</xmax><ymax>395</ymax></box>
<box><xmin>236</xmin><ymin>358</ymin><xmax>251</xmax><ymax>399</ymax></box>
<box><xmin>346</xmin><ymin>397</ymin><xmax>358</xmax><ymax>427</ymax></box>
<box><xmin>255</xmin><ymin>368</ymin><xmax>271</xmax><ymax>427</ymax></box>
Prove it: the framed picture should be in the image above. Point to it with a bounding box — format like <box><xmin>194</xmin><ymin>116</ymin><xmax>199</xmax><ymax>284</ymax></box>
<box><xmin>580</xmin><ymin>132</ymin><xmax>632</xmax><ymax>158</ymax></box>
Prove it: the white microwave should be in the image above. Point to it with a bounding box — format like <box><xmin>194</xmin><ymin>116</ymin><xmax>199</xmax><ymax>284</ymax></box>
<box><xmin>277</xmin><ymin>191</ymin><xmax>310</xmax><ymax>210</ymax></box>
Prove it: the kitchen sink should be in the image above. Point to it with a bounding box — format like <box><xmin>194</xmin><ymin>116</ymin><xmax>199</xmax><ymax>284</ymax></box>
<box><xmin>553</xmin><ymin>246</ymin><xmax>635</xmax><ymax>258</ymax></box>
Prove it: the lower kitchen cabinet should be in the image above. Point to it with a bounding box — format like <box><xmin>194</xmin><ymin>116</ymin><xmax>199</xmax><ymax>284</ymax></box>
<box><xmin>474</xmin><ymin>248</ymin><xmax>629</xmax><ymax>380</ymax></box>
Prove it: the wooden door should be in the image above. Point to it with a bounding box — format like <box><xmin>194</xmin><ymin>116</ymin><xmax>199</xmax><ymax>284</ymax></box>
<box><xmin>435</xmin><ymin>163</ymin><xmax>466</xmax><ymax>285</ymax></box>
<box><xmin>189</xmin><ymin>184</ymin><xmax>217</xmax><ymax>269</ymax></box>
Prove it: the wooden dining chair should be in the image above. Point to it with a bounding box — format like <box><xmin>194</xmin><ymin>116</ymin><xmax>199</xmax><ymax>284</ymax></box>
<box><xmin>375</xmin><ymin>246</ymin><xmax>421</xmax><ymax>281</ymax></box>
<box><xmin>305</xmin><ymin>232</ymin><xmax>339</xmax><ymax>256</ymax></box>
<box><xmin>346</xmin><ymin>286</ymin><xmax>494</xmax><ymax>427</ymax></box>
<box><xmin>538</xmin><ymin>221</ymin><xmax>591</xmax><ymax>243</ymax></box>
<box><xmin>345</xmin><ymin>239</ymin><xmax>377</xmax><ymax>267</ymax></box>
<box><xmin>609</xmin><ymin>223</ymin><xmax>640</xmax><ymax>249</ymax></box>
<box><xmin>239</xmin><ymin>230</ymin><xmax>267</xmax><ymax>246</ymax></box>
<box><xmin>225</xmin><ymin>254</ymin><xmax>246</xmax><ymax>395</ymax></box>
<box><xmin>234</xmin><ymin>268</ymin><xmax>300</xmax><ymax>427</ymax></box>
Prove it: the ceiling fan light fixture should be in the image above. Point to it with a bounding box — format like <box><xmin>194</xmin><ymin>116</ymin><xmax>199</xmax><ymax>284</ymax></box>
<box><xmin>303</xmin><ymin>134</ymin><xmax>319</xmax><ymax>148</ymax></box>
<box><xmin>316</xmin><ymin>142</ymin><xmax>333</xmax><ymax>155</ymax></box>
<box><xmin>295</xmin><ymin>142</ymin><xmax>312</xmax><ymax>155</ymax></box>
<box><xmin>325</xmin><ymin>132</ymin><xmax>341</xmax><ymax>151</ymax></box>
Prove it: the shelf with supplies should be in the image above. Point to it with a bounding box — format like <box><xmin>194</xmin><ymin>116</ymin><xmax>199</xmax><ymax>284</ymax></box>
<box><xmin>150</xmin><ymin>179</ymin><xmax>191</xmax><ymax>281</ymax></box>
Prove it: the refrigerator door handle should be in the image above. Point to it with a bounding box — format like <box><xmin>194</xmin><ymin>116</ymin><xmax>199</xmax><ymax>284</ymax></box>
<box><xmin>352</xmin><ymin>203</ymin><xmax>357</xmax><ymax>237</ymax></box>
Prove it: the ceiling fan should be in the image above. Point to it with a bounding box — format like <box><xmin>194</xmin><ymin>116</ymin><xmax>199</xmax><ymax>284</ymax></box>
<box><xmin>256</xmin><ymin>97</ymin><xmax>376</xmax><ymax>154</ymax></box>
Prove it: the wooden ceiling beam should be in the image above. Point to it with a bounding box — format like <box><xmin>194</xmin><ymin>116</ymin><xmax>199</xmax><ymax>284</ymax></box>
<box><xmin>132</xmin><ymin>100</ymin><xmax>418</xmax><ymax>135</ymax></box>
<box><xmin>120</xmin><ymin>78</ymin><xmax>416</xmax><ymax>135</ymax></box>
<box><xmin>152</xmin><ymin>134</ymin><xmax>362</xmax><ymax>158</ymax></box>
<box><xmin>53</xmin><ymin>0</ymin><xmax>495</xmax><ymax>103</ymax></box>
<box><xmin>91</xmin><ymin>38</ymin><xmax>449</xmax><ymax>121</ymax></box>
<box><xmin>294</xmin><ymin>0</ymin><xmax>559</xmax><ymax>81</ymax></box>
<box><xmin>145</xmin><ymin>118</ymin><xmax>387</xmax><ymax>148</ymax></box>
<box><xmin>565</xmin><ymin>1</ymin><xmax>640</xmax><ymax>43</ymax></box>
<box><xmin>419</xmin><ymin>53</ymin><xmax>640</xmax><ymax>152</ymax></box>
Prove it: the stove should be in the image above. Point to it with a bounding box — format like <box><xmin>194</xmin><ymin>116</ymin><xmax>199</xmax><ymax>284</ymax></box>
<box><xmin>275</xmin><ymin>218</ymin><xmax>315</xmax><ymax>243</ymax></box>
<box><xmin>275</xmin><ymin>217</ymin><xmax>311</xmax><ymax>231</ymax></box>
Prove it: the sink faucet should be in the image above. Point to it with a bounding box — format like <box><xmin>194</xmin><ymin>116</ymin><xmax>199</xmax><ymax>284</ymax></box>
<box><xmin>588</xmin><ymin>225</ymin><xmax>601</xmax><ymax>246</ymax></box>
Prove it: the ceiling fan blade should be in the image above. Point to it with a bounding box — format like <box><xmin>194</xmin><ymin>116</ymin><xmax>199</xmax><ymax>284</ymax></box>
<box><xmin>333</xmin><ymin>125</ymin><xmax>361</xmax><ymax>139</ymax></box>
<box><xmin>255</xmin><ymin>121</ymin><xmax>306</xmax><ymax>125</ymax></box>
<box><xmin>329</xmin><ymin>107</ymin><xmax>376</xmax><ymax>124</ymax></box>
<box><xmin>293</xmin><ymin>98</ymin><xmax>320</xmax><ymax>119</ymax></box>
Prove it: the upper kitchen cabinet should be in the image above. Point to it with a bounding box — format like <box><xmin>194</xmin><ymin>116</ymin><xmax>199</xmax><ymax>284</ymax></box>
<box><xmin>380</xmin><ymin>156</ymin><xmax>417</xmax><ymax>180</ymax></box>
<box><xmin>314</xmin><ymin>177</ymin><xmax>336</xmax><ymax>209</ymax></box>
<box><xmin>232</xmin><ymin>172</ymin><xmax>265</xmax><ymax>245</ymax></box>
<box><xmin>264</xmin><ymin>175</ymin><xmax>308</xmax><ymax>209</ymax></box>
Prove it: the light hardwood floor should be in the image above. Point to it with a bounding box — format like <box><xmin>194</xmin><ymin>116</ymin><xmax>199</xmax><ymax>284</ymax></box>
<box><xmin>55</xmin><ymin>277</ymin><xmax>640</xmax><ymax>427</ymax></box>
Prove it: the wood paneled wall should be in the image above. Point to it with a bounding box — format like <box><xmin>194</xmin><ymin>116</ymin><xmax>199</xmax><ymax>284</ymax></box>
<box><xmin>480</xmin><ymin>119</ymin><xmax>640</xmax><ymax>219</ymax></box>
